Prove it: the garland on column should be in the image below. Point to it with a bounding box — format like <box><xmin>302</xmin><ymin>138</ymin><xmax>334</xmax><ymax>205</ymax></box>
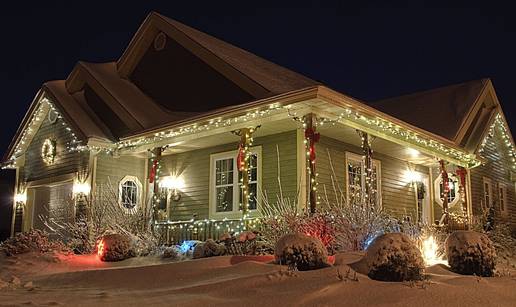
<box><xmin>232</xmin><ymin>126</ymin><xmax>259</xmax><ymax>221</ymax></box>
<box><xmin>455</xmin><ymin>167</ymin><xmax>469</xmax><ymax>222</ymax></box>
<box><xmin>357</xmin><ymin>130</ymin><xmax>377</xmax><ymax>209</ymax></box>
<box><xmin>304</xmin><ymin>115</ymin><xmax>320</xmax><ymax>214</ymax></box>
<box><xmin>439</xmin><ymin>159</ymin><xmax>449</xmax><ymax>225</ymax></box>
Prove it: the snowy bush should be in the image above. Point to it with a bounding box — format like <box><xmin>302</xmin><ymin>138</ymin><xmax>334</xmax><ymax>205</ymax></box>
<box><xmin>0</xmin><ymin>229</ymin><xmax>68</xmax><ymax>256</ymax></box>
<box><xmin>192</xmin><ymin>239</ymin><xmax>226</xmax><ymax>259</ymax></box>
<box><xmin>162</xmin><ymin>246</ymin><xmax>180</xmax><ymax>259</ymax></box>
<box><xmin>97</xmin><ymin>233</ymin><xmax>136</xmax><ymax>262</ymax></box>
<box><xmin>274</xmin><ymin>233</ymin><xmax>328</xmax><ymax>271</ymax></box>
<box><xmin>365</xmin><ymin>233</ymin><xmax>425</xmax><ymax>282</ymax></box>
<box><xmin>445</xmin><ymin>231</ymin><xmax>496</xmax><ymax>277</ymax></box>
<box><xmin>219</xmin><ymin>231</ymin><xmax>260</xmax><ymax>255</ymax></box>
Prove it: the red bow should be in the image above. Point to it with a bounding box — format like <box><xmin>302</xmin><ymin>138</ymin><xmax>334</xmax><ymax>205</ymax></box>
<box><xmin>149</xmin><ymin>159</ymin><xmax>158</xmax><ymax>183</ymax></box>
<box><xmin>305</xmin><ymin>127</ymin><xmax>320</xmax><ymax>162</ymax></box>
<box><xmin>456</xmin><ymin>167</ymin><xmax>467</xmax><ymax>187</ymax></box>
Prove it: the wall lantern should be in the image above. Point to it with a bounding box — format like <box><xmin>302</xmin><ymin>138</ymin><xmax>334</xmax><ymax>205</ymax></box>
<box><xmin>159</xmin><ymin>175</ymin><xmax>185</xmax><ymax>202</ymax></box>
<box><xmin>404</xmin><ymin>169</ymin><xmax>422</xmax><ymax>183</ymax></box>
<box><xmin>14</xmin><ymin>192</ymin><xmax>27</xmax><ymax>205</ymax></box>
<box><xmin>73</xmin><ymin>181</ymin><xmax>91</xmax><ymax>199</ymax></box>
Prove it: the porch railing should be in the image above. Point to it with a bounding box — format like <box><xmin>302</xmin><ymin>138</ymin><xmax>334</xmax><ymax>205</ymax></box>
<box><xmin>155</xmin><ymin>218</ymin><xmax>260</xmax><ymax>244</ymax></box>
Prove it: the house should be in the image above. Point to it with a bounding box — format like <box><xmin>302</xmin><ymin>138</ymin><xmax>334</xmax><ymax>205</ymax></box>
<box><xmin>3</xmin><ymin>12</ymin><xmax>516</xmax><ymax>241</ymax></box>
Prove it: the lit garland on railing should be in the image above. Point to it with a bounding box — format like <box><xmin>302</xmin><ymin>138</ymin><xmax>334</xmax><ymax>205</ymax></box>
<box><xmin>478</xmin><ymin>113</ymin><xmax>516</xmax><ymax>170</ymax></box>
<box><xmin>155</xmin><ymin>217</ymin><xmax>261</xmax><ymax>236</ymax></box>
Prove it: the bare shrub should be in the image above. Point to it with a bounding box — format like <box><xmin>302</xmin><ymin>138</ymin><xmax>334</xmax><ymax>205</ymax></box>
<box><xmin>40</xmin><ymin>179</ymin><xmax>157</xmax><ymax>255</ymax></box>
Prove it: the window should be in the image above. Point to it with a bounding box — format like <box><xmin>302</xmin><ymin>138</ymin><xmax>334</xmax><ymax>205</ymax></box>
<box><xmin>498</xmin><ymin>182</ymin><xmax>508</xmax><ymax>216</ymax></box>
<box><xmin>483</xmin><ymin>177</ymin><xmax>492</xmax><ymax>210</ymax></box>
<box><xmin>434</xmin><ymin>173</ymin><xmax>460</xmax><ymax>208</ymax></box>
<box><xmin>210</xmin><ymin>147</ymin><xmax>262</xmax><ymax>218</ymax></box>
<box><xmin>119</xmin><ymin>176</ymin><xmax>142</xmax><ymax>212</ymax></box>
<box><xmin>345</xmin><ymin>152</ymin><xmax>381</xmax><ymax>205</ymax></box>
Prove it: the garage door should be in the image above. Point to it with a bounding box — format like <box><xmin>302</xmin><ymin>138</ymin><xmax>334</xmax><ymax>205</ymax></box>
<box><xmin>31</xmin><ymin>182</ymin><xmax>73</xmax><ymax>230</ymax></box>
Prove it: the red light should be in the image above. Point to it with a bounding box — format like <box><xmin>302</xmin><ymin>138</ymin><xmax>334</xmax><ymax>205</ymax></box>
<box><xmin>97</xmin><ymin>239</ymin><xmax>105</xmax><ymax>258</ymax></box>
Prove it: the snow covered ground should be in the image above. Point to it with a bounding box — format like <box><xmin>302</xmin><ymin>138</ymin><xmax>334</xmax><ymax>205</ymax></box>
<box><xmin>0</xmin><ymin>252</ymin><xmax>515</xmax><ymax>306</ymax></box>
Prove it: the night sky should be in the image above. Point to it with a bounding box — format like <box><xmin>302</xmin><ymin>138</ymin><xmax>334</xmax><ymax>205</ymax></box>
<box><xmin>1</xmin><ymin>1</ymin><xmax>515</xmax><ymax>154</ymax></box>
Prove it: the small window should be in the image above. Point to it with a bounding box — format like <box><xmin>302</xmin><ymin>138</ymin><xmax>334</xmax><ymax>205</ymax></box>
<box><xmin>119</xmin><ymin>176</ymin><xmax>142</xmax><ymax>212</ymax></box>
<box><xmin>345</xmin><ymin>152</ymin><xmax>382</xmax><ymax>205</ymax></box>
<box><xmin>434</xmin><ymin>173</ymin><xmax>460</xmax><ymax>208</ymax></box>
<box><xmin>210</xmin><ymin>147</ymin><xmax>262</xmax><ymax>219</ymax></box>
<box><xmin>499</xmin><ymin>182</ymin><xmax>508</xmax><ymax>215</ymax></box>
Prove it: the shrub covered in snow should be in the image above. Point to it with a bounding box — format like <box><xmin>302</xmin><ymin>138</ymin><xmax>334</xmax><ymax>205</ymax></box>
<box><xmin>162</xmin><ymin>246</ymin><xmax>180</xmax><ymax>260</ymax></box>
<box><xmin>219</xmin><ymin>231</ymin><xmax>260</xmax><ymax>255</ymax></box>
<box><xmin>97</xmin><ymin>233</ymin><xmax>136</xmax><ymax>262</ymax></box>
<box><xmin>193</xmin><ymin>239</ymin><xmax>226</xmax><ymax>259</ymax></box>
<box><xmin>0</xmin><ymin>229</ymin><xmax>68</xmax><ymax>256</ymax></box>
<box><xmin>365</xmin><ymin>233</ymin><xmax>425</xmax><ymax>282</ymax></box>
<box><xmin>445</xmin><ymin>231</ymin><xmax>496</xmax><ymax>277</ymax></box>
<box><xmin>274</xmin><ymin>233</ymin><xmax>328</xmax><ymax>271</ymax></box>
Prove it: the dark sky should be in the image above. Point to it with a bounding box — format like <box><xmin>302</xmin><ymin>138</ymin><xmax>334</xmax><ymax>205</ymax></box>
<box><xmin>1</xmin><ymin>0</ymin><xmax>515</xmax><ymax>155</ymax></box>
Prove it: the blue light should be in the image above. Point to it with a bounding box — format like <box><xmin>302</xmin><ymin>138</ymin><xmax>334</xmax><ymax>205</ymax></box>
<box><xmin>179</xmin><ymin>240</ymin><xmax>197</xmax><ymax>253</ymax></box>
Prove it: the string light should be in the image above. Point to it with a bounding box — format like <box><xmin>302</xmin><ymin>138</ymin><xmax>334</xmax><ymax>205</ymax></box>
<box><xmin>478</xmin><ymin>113</ymin><xmax>516</xmax><ymax>170</ymax></box>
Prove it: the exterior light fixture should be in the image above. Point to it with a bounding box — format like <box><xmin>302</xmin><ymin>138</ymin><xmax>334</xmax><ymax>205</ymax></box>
<box><xmin>14</xmin><ymin>192</ymin><xmax>27</xmax><ymax>204</ymax></box>
<box><xmin>73</xmin><ymin>181</ymin><xmax>91</xmax><ymax>199</ymax></box>
<box><xmin>159</xmin><ymin>175</ymin><xmax>185</xmax><ymax>202</ymax></box>
<box><xmin>404</xmin><ymin>169</ymin><xmax>422</xmax><ymax>183</ymax></box>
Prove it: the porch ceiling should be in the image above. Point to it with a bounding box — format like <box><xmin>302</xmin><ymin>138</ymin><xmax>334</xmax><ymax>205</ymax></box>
<box><xmin>318</xmin><ymin>123</ymin><xmax>438</xmax><ymax>167</ymax></box>
<box><xmin>161</xmin><ymin>117</ymin><xmax>300</xmax><ymax>155</ymax></box>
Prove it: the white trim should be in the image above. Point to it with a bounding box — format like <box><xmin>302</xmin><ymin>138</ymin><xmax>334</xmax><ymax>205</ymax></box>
<box><xmin>118</xmin><ymin>175</ymin><xmax>143</xmax><ymax>214</ymax></box>
<box><xmin>344</xmin><ymin>151</ymin><xmax>382</xmax><ymax>207</ymax></box>
<box><xmin>209</xmin><ymin>146</ymin><xmax>262</xmax><ymax>220</ymax></box>
<box><xmin>498</xmin><ymin>182</ymin><xmax>508</xmax><ymax>216</ymax></box>
<box><xmin>433</xmin><ymin>173</ymin><xmax>460</xmax><ymax>208</ymax></box>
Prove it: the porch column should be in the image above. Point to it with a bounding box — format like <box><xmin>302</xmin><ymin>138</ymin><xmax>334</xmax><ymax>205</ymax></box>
<box><xmin>456</xmin><ymin>166</ymin><xmax>469</xmax><ymax>223</ymax></box>
<box><xmin>439</xmin><ymin>160</ymin><xmax>450</xmax><ymax>225</ymax></box>
<box><xmin>233</xmin><ymin>126</ymin><xmax>259</xmax><ymax>219</ymax></box>
<box><xmin>149</xmin><ymin>147</ymin><xmax>163</xmax><ymax>228</ymax></box>
<box><xmin>357</xmin><ymin>130</ymin><xmax>376</xmax><ymax>208</ymax></box>
<box><xmin>304</xmin><ymin>114</ymin><xmax>319</xmax><ymax>214</ymax></box>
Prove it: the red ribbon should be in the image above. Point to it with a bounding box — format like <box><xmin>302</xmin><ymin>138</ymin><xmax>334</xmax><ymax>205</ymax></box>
<box><xmin>149</xmin><ymin>159</ymin><xmax>158</xmax><ymax>183</ymax></box>
<box><xmin>439</xmin><ymin>160</ymin><xmax>449</xmax><ymax>193</ymax></box>
<box><xmin>305</xmin><ymin>127</ymin><xmax>320</xmax><ymax>162</ymax></box>
<box><xmin>456</xmin><ymin>167</ymin><xmax>467</xmax><ymax>187</ymax></box>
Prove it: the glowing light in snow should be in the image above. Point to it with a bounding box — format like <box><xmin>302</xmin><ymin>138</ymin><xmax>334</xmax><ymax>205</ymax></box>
<box><xmin>97</xmin><ymin>240</ymin><xmax>105</xmax><ymax>258</ymax></box>
<box><xmin>179</xmin><ymin>240</ymin><xmax>197</xmax><ymax>253</ymax></box>
<box><xmin>421</xmin><ymin>236</ymin><xmax>447</xmax><ymax>266</ymax></box>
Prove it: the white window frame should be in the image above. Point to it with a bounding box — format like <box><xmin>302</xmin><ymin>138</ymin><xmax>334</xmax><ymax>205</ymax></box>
<box><xmin>483</xmin><ymin>177</ymin><xmax>492</xmax><ymax>211</ymax></box>
<box><xmin>118</xmin><ymin>175</ymin><xmax>142</xmax><ymax>214</ymax></box>
<box><xmin>345</xmin><ymin>152</ymin><xmax>382</xmax><ymax>207</ymax></box>
<box><xmin>434</xmin><ymin>173</ymin><xmax>460</xmax><ymax>208</ymax></box>
<box><xmin>498</xmin><ymin>182</ymin><xmax>508</xmax><ymax>216</ymax></box>
<box><xmin>209</xmin><ymin>147</ymin><xmax>262</xmax><ymax>219</ymax></box>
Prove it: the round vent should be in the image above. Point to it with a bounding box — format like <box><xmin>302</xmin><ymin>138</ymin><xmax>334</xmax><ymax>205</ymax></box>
<box><xmin>153</xmin><ymin>32</ymin><xmax>167</xmax><ymax>51</ymax></box>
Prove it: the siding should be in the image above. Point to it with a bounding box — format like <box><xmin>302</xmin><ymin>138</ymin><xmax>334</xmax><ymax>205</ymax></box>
<box><xmin>95</xmin><ymin>153</ymin><xmax>147</xmax><ymax>202</ymax></box>
<box><xmin>316</xmin><ymin>135</ymin><xmax>429</xmax><ymax>220</ymax></box>
<box><xmin>23</xmin><ymin>114</ymin><xmax>89</xmax><ymax>182</ymax></box>
<box><xmin>470</xmin><ymin>128</ymin><xmax>516</xmax><ymax>229</ymax></box>
<box><xmin>160</xmin><ymin>130</ymin><xmax>298</xmax><ymax>221</ymax></box>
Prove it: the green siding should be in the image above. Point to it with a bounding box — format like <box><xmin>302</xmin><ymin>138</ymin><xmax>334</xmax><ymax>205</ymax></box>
<box><xmin>23</xmin><ymin>114</ymin><xmax>89</xmax><ymax>182</ymax></box>
<box><xmin>95</xmin><ymin>153</ymin><xmax>147</xmax><ymax>200</ymax></box>
<box><xmin>470</xmin><ymin>128</ymin><xmax>516</xmax><ymax>229</ymax></box>
<box><xmin>316</xmin><ymin>135</ymin><xmax>429</xmax><ymax>220</ymax></box>
<box><xmin>160</xmin><ymin>130</ymin><xmax>298</xmax><ymax>221</ymax></box>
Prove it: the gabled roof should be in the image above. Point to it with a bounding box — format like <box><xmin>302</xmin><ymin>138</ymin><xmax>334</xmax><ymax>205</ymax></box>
<box><xmin>117</xmin><ymin>12</ymin><xmax>320</xmax><ymax>100</ymax></box>
<box><xmin>368</xmin><ymin>79</ymin><xmax>489</xmax><ymax>142</ymax></box>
